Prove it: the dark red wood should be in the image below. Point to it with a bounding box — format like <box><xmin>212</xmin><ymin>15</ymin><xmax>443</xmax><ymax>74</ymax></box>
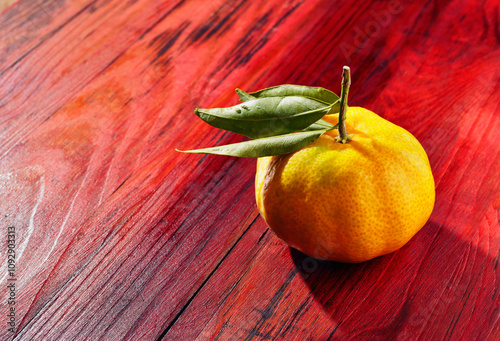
<box><xmin>0</xmin><ymin>0</ymin><xmax>499</xmax><ymax>340</ymax></box>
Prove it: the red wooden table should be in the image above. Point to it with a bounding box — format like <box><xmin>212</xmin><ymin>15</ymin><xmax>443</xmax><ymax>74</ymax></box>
<box><xmin>1</xmin><ymin>0</ymin><xmax>499</xmax><ymax>340</ymax></box>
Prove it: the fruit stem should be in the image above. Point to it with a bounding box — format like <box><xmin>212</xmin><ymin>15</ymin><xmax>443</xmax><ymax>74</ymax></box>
<box><xmin>336</xmin><ymin>66</ymin><xmax>351</xmax><ymax>143</ymax></box>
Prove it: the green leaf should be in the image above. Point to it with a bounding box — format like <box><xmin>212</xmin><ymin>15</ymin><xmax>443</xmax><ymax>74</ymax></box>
<box><xmin>250</xmin><ymin>84</ymin><xmax>339</xmax><ymax>105</ymax></box>
<box><xmin>195</xmin><ymin>96</ymin><xmax>331</xmax><ymax>139</ymax></box>
<box><xmin>304</xmin><ymin>119</ymin><xmax>337</xmax><ymax>131</ymax></box>
<box><xmin>176</xmin><ymin>130</ymin><xmax>326</xmax><ymax>158</ymax></box>
<box><xmin>236</xmin><ymin>88</ymin><xmax>256</xmax><ymax>102</ymax></box>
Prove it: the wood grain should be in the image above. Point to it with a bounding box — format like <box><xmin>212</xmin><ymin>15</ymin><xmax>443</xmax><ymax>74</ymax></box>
<box><xmin>0</xmin><ymin>1</ymin><xmax>17</xmax><ymax>12</ymax></box>
<box><xmin>0</xmin><ymin>0</ymin><xmax>499</xmax><ymax>340</ymax></box>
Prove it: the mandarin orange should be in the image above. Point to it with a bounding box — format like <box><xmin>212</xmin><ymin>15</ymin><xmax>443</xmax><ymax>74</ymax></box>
<box><xmin>255</xmin><ymin>107</ymin><xmax>435</xmax><ymax>263</ymax></box>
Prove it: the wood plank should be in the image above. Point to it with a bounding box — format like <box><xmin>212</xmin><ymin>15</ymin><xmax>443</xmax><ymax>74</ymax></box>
<box><xmin>0</xmin><ymin>0</ymin><xmax>344</xmax><ymax>339</ymax></box>
<box><xmin>0</xmin><ymin>0</ymin><xmax>499</xmax><ymax>340</ymax></box>
<box><xmin>0</xmin><ymin>0</ymin><xmax>17</xmax><ymax>12</ymax></box>
<box><xmin>166</xmin><ymin>0</ymin><xmax>500</xmax><ymax>339</ymax></box>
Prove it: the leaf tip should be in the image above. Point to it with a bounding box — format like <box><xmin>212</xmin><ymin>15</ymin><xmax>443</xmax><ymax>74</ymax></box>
<box><xmin>235</xmin><ymin>88</ymin><xmax>256</xmax><ymax>102</ymax></box>
<box><xmin>175</xmin><ymin>148</ymin><xmax>196</xmax><ymax>154</ymax></box>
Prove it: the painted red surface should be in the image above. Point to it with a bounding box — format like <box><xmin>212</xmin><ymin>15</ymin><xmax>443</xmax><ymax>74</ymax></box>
<box><xmin>0</xmin><ymin>0</ymin><xmax>499</xmax><ymax>340</ymax></box>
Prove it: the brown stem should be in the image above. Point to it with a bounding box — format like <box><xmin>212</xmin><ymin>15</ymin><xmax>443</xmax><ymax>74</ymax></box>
<box><xmin>336</xmin><ymin>66</ymin><xmax>351</xmax><ymax>143</ymax></box>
